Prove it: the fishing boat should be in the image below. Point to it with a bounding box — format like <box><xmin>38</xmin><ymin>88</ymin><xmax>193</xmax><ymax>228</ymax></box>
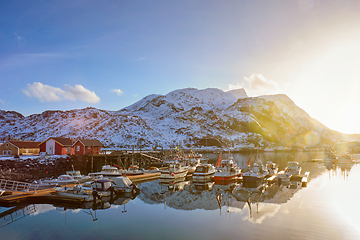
<box><xmin>277</xmin><ymin>161</ymin><xmax>302</xmax><ymax>183</ymax></box>
<box><xmin>88</xmin><ymin>165</ymin><xmax>124</xmax><ymax>178</ymax></box>
<box><xmin>266</xmin><ymin>161</ymin><xmax>278</xmax><ymax>175</ymax></box>
<box><xmin>242</xmin><ymin>161</ymin><xmax>268</xmax><ymax>185</ymax></box>
<box><xmin>53</xmin><ymin>184</ymin><xmax>94</xmax><ymax>202</ymax></box>
<box><xmin>192</xmin><ymin>164</ymin><xmax>216</xmax><ymax>182</ymax></box>
<box><xmin>285</xmin><ymin>161</ymin><xmax>302</xmax><ymax>175</ymax></box>
<box><xmin>214</xmin><ymin>156</ymin><xmax>241</xmax><ymax>183</ymax></box>
<box><xmin>337</xmin><ymin>153</ymin><xmax>354</xmax><ymax>164</ymax></box>
<box><xmin>66</xmin><ymin>170</ymin><xmax>93</xmax><ymax>183</ymax></box>
<box><xmin>160</xmin><ymin>162</ymin><xmax>188</xmax><ymax>179</ymax></box>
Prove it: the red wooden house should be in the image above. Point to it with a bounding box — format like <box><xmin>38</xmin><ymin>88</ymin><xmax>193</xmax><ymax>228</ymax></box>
<box><xmin>38</xmin><ymin>137</ymin><xmax>74</xmax><ymax>155</ymax></box>
<box><xmin>73</xmin><ymin>139</ymin><xmax>103</xmax><ymax>155</ymax></box>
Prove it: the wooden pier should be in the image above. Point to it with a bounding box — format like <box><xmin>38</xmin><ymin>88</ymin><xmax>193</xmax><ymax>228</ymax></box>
<box><xmin>0</xmin><ymin>172</ymin><xmax>160</xmax><ymax>207</ymax></box>
<box><xmin>86</xmin><ymin>151</ymin><xmax>164</xmax><ymax>173</ymax></box>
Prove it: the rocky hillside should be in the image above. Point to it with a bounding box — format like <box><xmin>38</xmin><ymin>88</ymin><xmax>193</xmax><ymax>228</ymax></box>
<box><xmin>0</xmin><ymin>88</ymin><xmax>344</xmax><ymax>149</ymax></box>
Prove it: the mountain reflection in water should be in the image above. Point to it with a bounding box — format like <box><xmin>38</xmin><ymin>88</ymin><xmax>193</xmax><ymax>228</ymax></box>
<box><xmin>0</xmin><ymin>152</ymin><xmax>359</xmax><ymax>240</ymax></box>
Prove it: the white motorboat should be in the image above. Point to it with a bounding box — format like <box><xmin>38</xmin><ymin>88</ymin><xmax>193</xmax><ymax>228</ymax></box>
<box><xmin>88</xmin><ymin>165</ymin><xmax>124</xmax><ymax>178</ymax></box>
<box><xmin>192</xmin><ymin>164</ymin><xmax>216</xmax><ymax>182</ymax></box>
<box><xmin>124</xmin><ymin>165</ymin><xmax>144</xmax><ymax>176</ymax></box>
<box><xmin>112</xmin><ymin>176</ymin><xmax>140</xmax><ymax>195</ymax></box>
<box><xmin>83</xmin><ymin>179</ymin><xmax>115</xmax><ymax>198</ymax></box>
<box><xmin>66</xmin><ymin>170</ymin><xmax>93</xmax><ymax>183</ymax></box>
<box><xmin>214</xmin><ymin>157</ymin><xmax>241</xmax><ymax>183</ymax></box>
<box><xmin>41</xmin><ymin>175</ymin><xmax>78</xmax><ymax>187</ymax></box>
<box><xmin>160</xmin><ymin>162</ymin><xmax>188</xmax><ymax>179</ymax></box>
<box><xmin>54</xmin><ymin>184</ymin><xmax>94</xmax><ymax>202</ymax></box>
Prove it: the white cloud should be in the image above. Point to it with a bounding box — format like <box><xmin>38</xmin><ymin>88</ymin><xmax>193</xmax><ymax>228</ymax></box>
<box><xmin>23</xmin><ymin>82</ymin><xmax>100</xmax><ymax>103</ymax></box>
<box><xmin>111</xmin><ymin>88</ymin><xmax>124</xmax><ymax>96</ymax></box>
<box><xmin>229</xmin><ymin>74</ymin><xmax>281</xmax><ymax>97</ymax></box>
<box><xmin>0</xmin><ymin>99</ymin><xmax>4</xmax><ymax>105</ymax></box>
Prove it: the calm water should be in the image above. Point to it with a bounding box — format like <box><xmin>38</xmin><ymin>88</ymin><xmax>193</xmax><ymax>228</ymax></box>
<box><xmin>1</xmin><ymin>152</ymin><xmax>360</xmax><ymax>240</ymax></box>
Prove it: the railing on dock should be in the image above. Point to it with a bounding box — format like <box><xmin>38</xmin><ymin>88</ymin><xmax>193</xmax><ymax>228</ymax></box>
<box><xmin>0</xmin><ymin>179</ymin><xmax>39</xmax><ymax>193</ymax></box>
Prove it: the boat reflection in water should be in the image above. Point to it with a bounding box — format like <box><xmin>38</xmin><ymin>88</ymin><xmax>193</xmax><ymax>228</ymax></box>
<box><xmin>160</xmin><ymin>177</ymin><xmax>191</xmax><ymax>193</ymax></box>
<box><xmin>192</xmin><ymin>180</ymin><xmax>214</xmax><ymax>192</ymax></box>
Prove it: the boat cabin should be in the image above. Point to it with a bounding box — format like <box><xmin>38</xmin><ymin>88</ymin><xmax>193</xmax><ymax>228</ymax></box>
<box><xmin>195</xmin><ymin>165</ymin><xmax>213</xmax><ymax>173</ymax></box>
<box><xmin>91</xmin><ymin>179</ymin><xmax>113</xmax><ymax>192</ymax></box>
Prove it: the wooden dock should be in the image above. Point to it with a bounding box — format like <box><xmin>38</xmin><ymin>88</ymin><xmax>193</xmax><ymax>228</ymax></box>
<box><xmin>0</xmin><ymin>172</ymin><xmax>160</xmax><ymax>207</ymax></box>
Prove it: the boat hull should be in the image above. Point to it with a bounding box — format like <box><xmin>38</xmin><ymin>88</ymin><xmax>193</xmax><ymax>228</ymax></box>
<box><xmin>192</xmin><ymin>172</ymin><xmax>215</xmax><ymax>182</ymax></box>
<box><xmin>214</xmin><ymin>174</ymin><xmax>240</xmax><ymax>183</ymax></box>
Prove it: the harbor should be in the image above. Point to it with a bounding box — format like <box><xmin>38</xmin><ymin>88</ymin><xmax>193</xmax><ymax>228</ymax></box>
<box><xmin>1</xmin><ymin>151</ymin><xmax>359</xmax><ymax>240</ymax></box>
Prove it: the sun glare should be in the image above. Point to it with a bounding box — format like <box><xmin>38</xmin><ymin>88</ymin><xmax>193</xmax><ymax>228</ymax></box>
<box><xmin>291</xmin><ymin>39</ymin><xmax>360</xmax><ymax>133</ymax></box>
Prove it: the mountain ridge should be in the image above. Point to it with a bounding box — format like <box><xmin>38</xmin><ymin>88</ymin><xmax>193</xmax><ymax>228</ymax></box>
<box><xmin>0</xmin><ymin>87</ymin><xmax>346</xmax><ymax>149</ymax></box>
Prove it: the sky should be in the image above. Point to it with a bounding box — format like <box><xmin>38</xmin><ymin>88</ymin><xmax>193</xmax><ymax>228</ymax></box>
<box><xmin>1</xmin><ymin>0</ymin><xmax>360</xmax><ymax>134</ymax></box>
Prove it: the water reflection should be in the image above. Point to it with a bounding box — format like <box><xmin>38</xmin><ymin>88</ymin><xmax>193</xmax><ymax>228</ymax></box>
<box><xmin>138</xmin><ymin>156</ymin><xmax>359</xmax><ymax>216</ymax></box>
<box><xmin>0</xmin><ymin>153</ymin><xmax>359</xmax><ymax>240</ymax></box>
<box><xmin>0</xmin><ymin>204</ymin><xmax>37</xmax><ymax>228</ymax></box>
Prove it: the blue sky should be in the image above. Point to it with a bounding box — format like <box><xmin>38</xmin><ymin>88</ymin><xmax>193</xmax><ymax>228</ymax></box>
<box><xmin>1</xmin><ymin>0</ymin><xmax>360</xmax><ymax>134</ymax></box>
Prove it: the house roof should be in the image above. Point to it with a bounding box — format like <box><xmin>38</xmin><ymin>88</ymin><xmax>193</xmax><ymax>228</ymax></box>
<box><xmin>8</xmin><ymin>141</ymin><xmax>41</xmax><ymax>149</ymax></box>
<box><xmin>75</xmin><ymin>139</ymin><xmax>103</xmax><ymax>147</ymax></box>
<box><xmin>39</xmin><ymin>137</ymin><xmax>74</xmax><ymax>147</ymax></box>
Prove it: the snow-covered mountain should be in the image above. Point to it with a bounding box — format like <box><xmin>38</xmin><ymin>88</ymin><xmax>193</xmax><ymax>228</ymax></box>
<box><xmin>0</xmin><ymin>87</ymin><xmax>344</xmax><ymax>148</ymax></box>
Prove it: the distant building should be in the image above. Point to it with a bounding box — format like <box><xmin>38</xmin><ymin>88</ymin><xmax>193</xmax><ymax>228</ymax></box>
<box><xmin>38</xmin><ymin>137</ymin><xmax>74</xmax><ymax>155</ymax></box>
<box><xmin>0</xmin><ymin>140</ymin><xmax>41</xmax><ymax>156</ymax></box>
<box><xmin>73</xmin><ymin>139</ymin><xmax>103</xmax><ymax>155</ymax></box>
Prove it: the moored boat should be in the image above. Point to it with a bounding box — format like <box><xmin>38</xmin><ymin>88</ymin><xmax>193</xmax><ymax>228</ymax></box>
<box><xmin>242</xmin><ymin>161</ymin><xmax>268</xmax><ymax>185</ymax></box>
<box><xmin>266</xmin><ymin>161</ymin><xmax>278</xmax><ymax>175</ymax></box>
<box><xmin>214</xmin><ymin>157</ymin><xmax>241</xmax><ymax>183</ymax></box>
<box><xmin>124</xmin><ymin>165</ymin><xmax>144</xmax><ymax>176</ymax></box>
<box><xmin>66</xmin><ymin>170</ymin><xmax>93</xmax><ymax>183</ymax></box>
<box><xmin>160</xmin><ymin>162</ymin><xmax>188</xmax><ymax>179</ymax></box>
<box><xmin>192</xmin><ymin>164</ymin><xmax>216</xmax><ymax>182</ymax></box>
<box><xmin>285</xmin><ymin>161</ymin><xmax>302</xmax><ymax>175</ymax></box>
<box><xmin>88</xmin><ymin>165</ymin><xmax>124</xmax><ymax>178</ymax></box>
<box><xmin>41</xmin><ymin>175</ymin><xmax>78</xmax><ymax>187</ymax></box>
<box><xmin>83</xmin><ymin>179</ymin><xmax>115</xmax><ymax>198</ymax></box>
<box><xmin>53</xmin><ymin>184</ymin><xmax>94</xmax><ymax>202</ymax></box>
<box><xmin>112</xmin><ymin>176</ymin><xmax>140</xmax><ymax>195</ymax></box>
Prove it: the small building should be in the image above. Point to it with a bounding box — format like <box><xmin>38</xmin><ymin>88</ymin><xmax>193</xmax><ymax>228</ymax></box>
<box><xmin>73</xmin><ymin>139</ymin><xmax>103</xmax><ymax>155</ymax></box>
<box><xmin>38</xmin><ymin>137</ymin><xmax>74</xmax><ymax>155</ymax></box>
<box><xmin>0</xmin><ymin>140</ymin><xmax>41</xmax><ymax>156</ymax></box>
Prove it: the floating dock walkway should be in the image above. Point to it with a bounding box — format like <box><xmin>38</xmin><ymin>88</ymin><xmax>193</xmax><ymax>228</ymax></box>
<box><xmin>0</xmin><ymin>172</ymin><xmax>160</xmax><ymax>207</ymax></box>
